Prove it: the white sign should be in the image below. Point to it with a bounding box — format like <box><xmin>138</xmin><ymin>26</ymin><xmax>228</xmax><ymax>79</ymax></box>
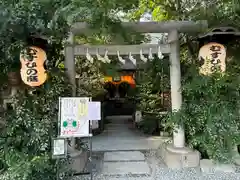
<box><xmin>53</xmin><ymin>139</ymin><xmax>66</xmax><ymax>156</ymax></box>
<box><xmin>92</xmin><ymin>121</ymin><xmax>99</xmax><ymax>129</ymax></box>
<box><xmin>88</xmin><ymin>102</ymin><xmax>101</xmax><ymax>121</ymax></box>
<box><xmin>135</xmin><ymin>111</ymin><xmax>142</xmax><ymax>123</ymax></box>
<box><xmin>59</xmin><ymin>97</ymin><xmax>90</xmax><ymax>137</ymax></box>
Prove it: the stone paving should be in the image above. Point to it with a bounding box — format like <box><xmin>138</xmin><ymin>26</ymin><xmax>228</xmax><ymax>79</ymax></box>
<box><xmin>91</xmin><ymin>116</ymin><xmax>168</xmax><ymax>152</ymax></box>
<box><xmin>103</xmin><ymin>151</ymin><xmax>150</xmax><ymax>176</ymax></box>
<box><xmin>73</xmin><ymin>116</ymin><xmax>240</xmax><ymax>180</ymax></box>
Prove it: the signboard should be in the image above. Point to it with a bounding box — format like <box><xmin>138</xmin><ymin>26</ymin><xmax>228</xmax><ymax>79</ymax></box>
<box><xmin>135</xmin><ymin>111</ymin><xmax>142</xmax><ymax>123</ymax></box>
<box><xmin>113</xmin><ymin>76</ymin><xmax>121</xmax><ymax>82</ymax></box>
<box><xmin>59</xmin><ymin>97</ymin><xmax>90</xmax><ymax>137</ymax></box>
<box><xmin>52</xmin><ymin>138</ymin><xmax>67</xmax><ymax>159</ymax></box>
<box><xmin>20</xmin><ymin>46</ymin><xmax>47</xmax><ymax>86</ymax></box>
<box><xmin>92</xmin><ymin>121</ymin><xmax>99</xmax><ymax>129</ymax></box>
<box><xmin>88</xmin><ymin>102</ymin><xmax>101</xmax><ymax>121</ymax></box>
<box><xmin>198</xmin><ymin>42</ymin><xmax>226</xmax><ymax>75</ymax></box>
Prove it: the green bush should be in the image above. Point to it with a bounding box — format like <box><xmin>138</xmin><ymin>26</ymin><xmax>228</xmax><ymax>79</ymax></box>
<box><xmin>137</xmin><ymin>115</ymin><xmax>159</xmax><ymax>135</ymax></box>
<box><xmin>166</xmin><ymin>67</ymin><xmax>240</xmax><ymax>163</ymax></box>
<box><xmin>0</xmin><ymin>71</ymin><xmax>72</xmax><ymax>180</ymax></box>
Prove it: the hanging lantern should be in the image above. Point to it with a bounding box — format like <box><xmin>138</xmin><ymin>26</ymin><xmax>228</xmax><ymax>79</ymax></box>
<box><xmin>198</xmin><ymin>42</ymin><xmax>226</xmax><ymax>75</ymax></box>
<box><xmin>20</xmin><ymin>46</ymin><xmax>47</xmax><ymax>87</ymax></box>
<box><xmin>197</xmin><ymin>26</ymin><xmax>240</xmax><ymax>75</ymax></box>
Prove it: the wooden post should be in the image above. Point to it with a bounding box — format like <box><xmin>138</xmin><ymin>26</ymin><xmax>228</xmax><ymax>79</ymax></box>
<box><xmin>65</xmin><ymin>33</ymin><xmax>76</xmax><ymax>96</ymax></box>
<box><xmin>64</xmin><ymin>33</ymin><xmax>76</xmax><ymax>147</ymax></box>
<box><xmin>168</xmin><ymin>30</ymin><xmax>185</xmax><ymax>148</ymax></box>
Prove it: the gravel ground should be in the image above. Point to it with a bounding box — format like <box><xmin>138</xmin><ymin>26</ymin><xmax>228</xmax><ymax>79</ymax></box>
<box><xmin>72</xmin><ymin>171</ymin><xmax>240</xmax><ymax>180</ymax></box>
<box><xmin>72</xmin><ymin>150</ymin><xmax>240</xmax><ymax>180</ymax></box>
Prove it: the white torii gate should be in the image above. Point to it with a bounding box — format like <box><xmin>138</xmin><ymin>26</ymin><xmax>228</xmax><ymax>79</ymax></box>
<box><xmin>65</xmin><ymin>20</ymin><xmax>208</xmax><ymax>168</ymax></box>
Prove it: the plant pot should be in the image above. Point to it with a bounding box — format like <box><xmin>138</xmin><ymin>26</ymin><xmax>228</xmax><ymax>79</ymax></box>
<box><xmin>8</xmin><ymin>71</ymin><xmax>21</xmax><ymax>86</ymax></box>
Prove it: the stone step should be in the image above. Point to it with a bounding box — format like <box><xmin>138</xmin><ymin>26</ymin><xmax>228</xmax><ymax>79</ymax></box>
<box><xmin>74</xmin><ymin>175</ymin><xmax>152</xmax><ymax>180</ymax></box>
<box><xmin>95</xmin><ymin>176</ymin><xmax>152</xmax><ymax>180</ymax></box>
<box><xmin>104</xmin><ymin>151</ymin><xmax>145</xmax><ymax>162</ymax></box>
<box><xmin>92</xmin><ymin>139</ymin><xmax>161</xmax><ymax>151</ymax></box>
<box><xmin>105</xmin><ymin>123</ymin><xmax>128</xmax><ymax>127</ymax></box>
<box><xmin>102</xmin><ymin>161</ymin><xmax>151</xmax><ymax>176</ymax></box>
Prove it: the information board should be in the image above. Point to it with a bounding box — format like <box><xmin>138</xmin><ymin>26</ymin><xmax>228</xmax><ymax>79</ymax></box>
<box><xmin>52</xmin><ymin>138</ymin><xmax>67</xmax><ymax>159</ymax></box>
<box><xmin>88</xmin><ymin>101</ymin><xmax>101</xmax><ymax>120</ymax></box>
<box><xmin>59</xmin><ymin>97</ymin><xmax>90</xmax><ymax>137</ymax></box>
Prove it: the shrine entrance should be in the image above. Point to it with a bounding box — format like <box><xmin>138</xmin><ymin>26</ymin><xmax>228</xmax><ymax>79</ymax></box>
<box><xmin>103</xmin><ymin>71</ymin><xmax>136</xmax><ymax>116</ymax></box>
<box><xmin>64</xmin><ymin>20</ymin><xmax>208</xmax><ymax>168</ymax></box>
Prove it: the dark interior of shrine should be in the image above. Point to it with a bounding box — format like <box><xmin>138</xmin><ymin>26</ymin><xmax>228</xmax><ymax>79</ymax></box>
<box><xmin>102</xmin><ymin>71</ymin><xmax>136</xmax><ymax>116</ymax></box>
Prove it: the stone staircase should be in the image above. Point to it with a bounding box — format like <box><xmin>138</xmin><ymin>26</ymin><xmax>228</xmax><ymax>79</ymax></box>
<box><xmin>80</xmin><ymin>116</ymin><xmax>165</xmax><ymax>179</ymax></box>
<box><xmin>84</xmin><ymin>149</ymin><xmax>158</xmax><ymax>180</ymax></box>
<box><xmin>72</xmin><ymin>116</ymin><xmax>240</xmax><ymax>180</ymax></box>
<box><xmin>102</xmin><ymin>151</ymin><xmax>151</xmax><ymax>177</ymax></box>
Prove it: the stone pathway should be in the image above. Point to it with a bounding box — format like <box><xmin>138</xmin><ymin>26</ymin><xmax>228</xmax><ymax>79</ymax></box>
<box><xmin>91</xmin><ymin>116</ymin><xmax>168</xmax><ymax>152</ymax></box>
<box><xmin>73</xmin><ymin>116</ymin><xmax>240</xmax><ymax>180</ymax></box>
<box><xmin>102</xmin><ymin>151</ymin><xmax>150</xmax><ymax>176</ymax></box>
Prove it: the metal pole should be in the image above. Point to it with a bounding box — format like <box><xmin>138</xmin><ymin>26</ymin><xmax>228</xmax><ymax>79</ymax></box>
<box><xmin>90</xmin><ymin>128</ymin><xmax>93</xmax><ymax>180</ymax></box>
<box><xmin>89</xmin><ymin>97</ymin><xmax>93</xmax><ymax>180</ymax></box>
<box><xmin>56</xmin><ymin>158</ymin><xmax>59</xmax><ymax>180</ymax></box>
<box><xmin>57</xmin><ymin>98</ymin><xmax>61</xmax><ymax>180</ymax></box>
<box><xmin>58</xmin><ymin>97</ymin><xmax>61</xmax><ymax>137</ymax></box>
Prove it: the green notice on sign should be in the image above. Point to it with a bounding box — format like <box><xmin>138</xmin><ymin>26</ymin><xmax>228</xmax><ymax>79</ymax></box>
<box><xmin>72</xmin><ymin>121</ymin><xmax>77</xmax><ymax>127</ymax></box>
<box><xmin>63</xmin><ymin>121</ymin><xmax>68</xmax><ymax>127</ymax></box>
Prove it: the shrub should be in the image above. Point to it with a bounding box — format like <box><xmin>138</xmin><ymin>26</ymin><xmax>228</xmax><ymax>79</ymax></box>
<box><xmin>0</xmin><ymin>71</ymin><xmax>72</xmax><ymax>180</ymax></box>
<box><xmin>166</xmin><ymin>67</ymin><xmax>240</xmax><ymax>163</ymax></box>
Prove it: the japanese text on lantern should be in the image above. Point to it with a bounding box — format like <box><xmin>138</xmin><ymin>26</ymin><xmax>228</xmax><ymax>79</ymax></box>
<box><xmin>20</xmin><ymin>46</ymin><xmax>47</xmax><ymax>87</ymax></box>
<box><xmin>198</xmin><ymin>42</ymin><xmax>226</xmax><ymax>75</ymax></box>
<box><xmin>210</xmin><ymin>45</ymin><xmax>221</xmax><ymax>72</ymax></box>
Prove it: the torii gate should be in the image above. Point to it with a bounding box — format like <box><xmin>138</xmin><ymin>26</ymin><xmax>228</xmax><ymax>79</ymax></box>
<box><xmin>65</xmin><ymin>20</ymin><xmax>208</xmax><ymax>168</ymax></box>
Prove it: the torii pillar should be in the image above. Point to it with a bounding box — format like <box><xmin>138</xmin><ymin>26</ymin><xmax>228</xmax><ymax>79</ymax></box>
<box><xmin>169</xmin><ymin>30</ymin><xmax>185</xmax><ymax>148</ymax></box>
<box><xmin>160</xmin><ymin>30</ymin><xmax>201</xmax><ymax>169</ymax></box>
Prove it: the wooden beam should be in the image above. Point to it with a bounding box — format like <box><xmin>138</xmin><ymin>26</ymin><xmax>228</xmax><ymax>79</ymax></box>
<box><xmin>71</xmin><ymin>21</ymin><xmax>208</xmax><ymax>34</ymax></box>
<box><xmin>66</xmin><ymin>44</ymin><xmax>170</xmax><ymax>56</ymax></box>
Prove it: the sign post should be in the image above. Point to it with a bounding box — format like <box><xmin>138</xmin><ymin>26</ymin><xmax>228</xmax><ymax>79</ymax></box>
<box><xmin>89</xmin><ymin>97</ymin><xmax>93</xmax><ymax>180</ymax></box>
<box><xmin>52</xmin><ymin>137</ymin><xmax>67</xmax><ymax>180</ymax></box>
<box><xmin>87</xmin><ymin>100</ymin><xmax>101</xmax><ymax>180</ymax></box>
<box><xmin>56</xmin><ymin>97</ymin><xmax>101</xmax><ymax>179</ymax></box>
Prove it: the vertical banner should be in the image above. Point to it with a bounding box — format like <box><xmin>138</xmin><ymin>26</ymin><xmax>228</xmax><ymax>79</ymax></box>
<box><xmin>60</xmin><ymin>97</ymin><xmax>89</xmax><ymax>137</ymax></box>
<box><xmin>198</xmin><ymin>42</ymin><xmax>226</xmax><ymax>75</ymax></box>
